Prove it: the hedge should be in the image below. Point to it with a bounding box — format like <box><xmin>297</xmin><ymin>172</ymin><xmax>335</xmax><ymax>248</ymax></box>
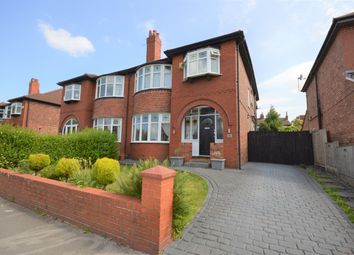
<box><xmin>0</xmin><ymin>125</ymin><xmax>118</xmax><ymax>169</ymax></box>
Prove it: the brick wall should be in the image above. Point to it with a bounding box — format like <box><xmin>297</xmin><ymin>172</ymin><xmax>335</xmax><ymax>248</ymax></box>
<box><xmin>305</xmin><ymin>25</ymin><xmax>354</xmax><ymax>144</ymax></box>
<box><xmin>0</xmin><ymin>166</ymin><xmax>176</xmax><ymax>255</ymax></box>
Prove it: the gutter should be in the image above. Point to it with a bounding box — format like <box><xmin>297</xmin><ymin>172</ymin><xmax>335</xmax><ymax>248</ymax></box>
<box><xmin>123</xmin><ymin>74</ymin><xmax>131</xmax><ymax>159</ymax></box>
<box><xmin>314</xmin><ymin>74</ymin><xmax>322</xmax><ymax>129</ymax></box>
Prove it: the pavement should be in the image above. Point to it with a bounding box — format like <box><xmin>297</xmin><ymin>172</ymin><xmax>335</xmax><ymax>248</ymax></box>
<box><xmin>165</xmin><ymin>163</ymin><xmax>354</xmax><ymax>255</ymax></box>
<box><xmin>0</xmin><ymin>197</ymin><xmax>144</xmax><ymax>255</ymax></box>
<box><xmin>1</xmin><ymin>163</ymin><xmax>353</xmax><ymax>255</ymax></box>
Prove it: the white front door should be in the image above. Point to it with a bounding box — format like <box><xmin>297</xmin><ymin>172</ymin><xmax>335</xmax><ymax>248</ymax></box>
<box><xmin>192</xmin><ymin>140</ymin><xmax>199</xmax><ymax>156</ymax></box>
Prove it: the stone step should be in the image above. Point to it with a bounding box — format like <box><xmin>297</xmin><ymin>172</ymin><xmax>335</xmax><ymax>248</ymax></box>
<box><xmin>184</xmin><ymin>161</ymin><xmax>210</xmax><ymax>168</ymax></box>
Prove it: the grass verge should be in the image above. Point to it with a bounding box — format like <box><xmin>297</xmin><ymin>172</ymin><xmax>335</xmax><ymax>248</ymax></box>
<box><xmin>307</xmin><ymin>167</ymin><xmax>354</xmax><ymax>223</ymax></box>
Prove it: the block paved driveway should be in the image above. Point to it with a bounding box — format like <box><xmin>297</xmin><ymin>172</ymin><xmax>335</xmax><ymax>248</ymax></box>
<box><xmin>166</xmin><ymin>163</ymin><xmax>354</xmax><ymax>255</ymax></box>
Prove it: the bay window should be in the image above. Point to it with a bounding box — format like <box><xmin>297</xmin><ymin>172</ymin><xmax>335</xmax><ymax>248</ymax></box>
<box><xmin>135</xmin><ymin>64</ymin><xmax>172</xmax><ymax>93</ymax></box>
<box><xmin>183</xmin><ymin>47</ymin><xmax>220</xmax><ymax>79</ymax></box>
<box><xmin>3</xmin><ymin>105</ymin><xmax>11</xmax><ymax>119</ymax></box>
<box><xmin>10</xmin><ymin>102</ymin><xmax>22</xmax><ymax>115</ymax></box>
<box><xmin>96</xmin><ymin>76</ymin><xmax>124</xmax><ymax>98</ymax></box>
<box><xmin>93</xmin><ymin>117</ymin><xmax>122</xmax><ymax>142</ymax></box>
<box><xmin>64</xmin><ymin>84</ymin><xmax>81</xmax><ymax>101</ymax></box>
<box><xmin>132</xmin><ymin>113</ymin><xmax>170</xmax><ymax>143</ymax></box>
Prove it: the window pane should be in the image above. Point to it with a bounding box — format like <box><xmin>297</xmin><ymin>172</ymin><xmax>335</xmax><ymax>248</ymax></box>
<box><xmin>216</xmin><ymin>115</ymin><xmax>224</xmax><ymax>139</ymax></box>
<box><xmin>65</xmin><ymin>88</ymin><xmax>71</xmax><ymax>100</ymax></box>
<box><xmin>138</xmin><ymin>76</ymin><xmax>143</xmax><ymax>90</ymax></box>
<box><xmin>153</xmin><ymin>65</ymin><xmax>161</xmax><ymax>72</ymax></box>
<box><xmin>164</xmin><ymin>67</ymin><xmax>172</xmax><ymax>88</ymax></box>
<box><xmin>112</xmin><ymin>126</ymin><xmax>119</xmax><ymax>141</ymax></box>
<box><xmin>192</xmin><ymin>116</ymin><xmax>198</xmax><ymax>139</ymax></box>
<box><xmin>115</xmin><ymin>84</ymin><xmax>122</xmax><ymax>96</ymax></box>
<box><xmin>151</xmin><ymin>113</ymin><xmax>159</xmax><ymax>122</ymax></box>
<box><xmin>184</xmin><ymin>117</ymin><xmax>191</xmax><ymax>140</ymax></box>
<box><xmin>153</xmin><ymin>73</ymin><xmax>160</xmax><ymax>87</ymax></box>
<box><xmin>106</xmin><ymin>84</ymin><xmax>114</xmax><ymax>96</ymax></box>
<box><xmin>211</xmin><ymin>57</ymin><xmax>219</xmax><ymax>73</ymax></box>
<box><xmin>74</xmin><ymin>89</ymin><xmax>80</xmax><ymax>99</ymax></box>
<box><xmin>116</xmin><ymin>76</ymin><xmax>123</xmax><ymax>84</ymax></box>
<box><xmin>161</xmin><ymin>123</ymin><xmax>170</xmax><ymax>141</ymax></box>
<box><xmin>162</xmin><ymin>114</ymin><xmax>170</xmax><ymax>122</ymax></box>
<box><xmin>100</xmin><ymin>84</ymin><xmax>106</xmax><ymax>97</ymax></box>
<box><xmin>107</xmin><ymin>76</ymin><xmax>114</xmax><ymax>84</ymax></box>
<box><xmin>135</xmin><ymin>124</ymin><xmax>140</xmax><ymax>141</ymax></box>
<box><xmin>97</xmin><ymin>118</ymin><xmax>104</xmax><ymax>126</ymax></box>
<box><xmin>104</xmin><ymin>118</ymin><xmax>111</xmax><ymax>125</ymax></box>
<box><xmin>144</xmin><ymin>73</ymin><xmax>151</xmax><ymax>89</ymax></box>
<box><xmin>141</xmin><ymin>123</ymin><xmax>148</xmax><ymax>141</ymax></box>
<box><xmin>142</xmin><ymin>114</ymin><xmax>148</xmax><ymax>123</ymax></box>
<box><xmin>113</xmin><ymin>118</ymin><xmax>120</xmax><ymax>125</ymax></box>
<box><xmin>189</xmin><ymin>61</ymin><xmax>197</xmax><ymax>75</ymax></box>
<box><xmin>198</xmin><ymin>58</ymin><xmax>207</xmax><ymax>73</ymax></box>
<box><xmin>101</xmin><ymin>77</ymin><xmax>106</xmax><ymax>84</ymax></box>
<box><xmin>136</xmin><ymin>115</ymin><xmax>141</xmax><ymax>124</ymax></box>
<box><xmin>200</xmin><ymin>107</ymin><xmax>214</xmax><ymax>115</ymax></box>
<box><xmin>150</xmin><ymin>123</ymin><xmax>158</xmax><ymax>141</ymax></box>
<box><xmin>199</xmin><ymin>51</ymin><xmax>207</xmax><ymax>58</ymax></box>
<box><xmin>189</xmin><ymin>53</ymin><xmax>197</xmax><ymax>61</ymax></box>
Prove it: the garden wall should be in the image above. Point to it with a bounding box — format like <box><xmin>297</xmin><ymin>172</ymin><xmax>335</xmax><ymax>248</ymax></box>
<box><xmin>0</xmin><ymin>166</ymin><xmax>176</xmax><ymax>255</ymax></box>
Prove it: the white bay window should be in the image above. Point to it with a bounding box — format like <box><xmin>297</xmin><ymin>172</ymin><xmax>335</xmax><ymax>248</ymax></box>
<box><xmin>132</xmin><ymin>113</ymin><xmax>170</xmax><ymax>143</ymax></box>
<box><xmin>135</xmin><ymin>64</ymin><xmax>172</xmax><ymax>93</ymax></box>
<box><xmin>183</xmin><ymin>47</ymin><xmax>220</xmax><ymax>79</ymax></box>
<box><xmin>64</xmin><ymin>84</ymin><xmax>81</xmax><ymax>101</ymax></box>
<box><xmin>10</xmin><ymin>102</ymin><xmax>22</xmax><ymax>115</ymax></box>
<box><xmin>96</xmin><ymin>76</ymin><xmax>124</xmax><ymax>98</ymax></box>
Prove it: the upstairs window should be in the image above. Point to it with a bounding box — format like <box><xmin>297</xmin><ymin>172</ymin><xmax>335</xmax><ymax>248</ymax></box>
<box><xmin>135</xmin><ymin>64</ymin><xmax>172</xmax><ymax>93</ymax></box>
<box><xmin>96</xmin><ymin>76</ymin><xmax>124</xmax><ymax>98</ymax></box>
<box><xmin>93</xmin><ymin>117</ymin><xmax>122</xmax><ymax>142</ymax></box>
<box><xmin>64</xmin><ymin>84</ymin><xmax>81</xmax><ymax>101</ymax></box>
<box><xmin>183</xmin><ymin>47</ymin><xmax>220</xmax><ymax>79</ymax></box>
<box><xmin>62</xmin><ymin>119</ymin><xmax>79</xmax><ymax>135</ymax></box>
<box><xmin>10</xmin><ymin>102</ymin><xmax>22</xmax><ymax>115</ymax></box>
<box><xmin>345</xmin><ymin>70</ymin><xmax>354</xmax><ymax>82</ymax></box>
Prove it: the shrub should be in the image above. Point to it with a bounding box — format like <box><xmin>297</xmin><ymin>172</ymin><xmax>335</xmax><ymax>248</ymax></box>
<box><xmin>16</xmin><ymin>159</ymin><xmax>34</xmax><ymax>174</ymax></box>
<box><xmin>40</xmin><ymin>165</ymin><xmax>60</xmax><ymax>180</ymax></box>
<box><xmin>0</xmin><ymin>125</ymin><xmax>118</xmax><ymax>169</ymax></box>
<box><xmin>92</xmin><ymin>157</ymin><xmax>120</xmax><ymax>188</ymax></box>
<box><xmin>68</xmin><ymin>169</ymin><xmax>95</xmax><ymax>188</ymax></box>
<box><xmin>55</xmin><ymin>158</ymin><xmax>80</xmax><ymax>180</ymax></box>
<box><xmin>28</xmin><ymin>154</ymin><xmax>51</xmax><ymax>175</ymax></box>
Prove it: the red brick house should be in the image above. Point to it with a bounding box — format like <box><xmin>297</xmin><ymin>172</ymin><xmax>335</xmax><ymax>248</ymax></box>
<box><xmin>2</xmin><ymin>78</ymin><xmax>62</xmax><ymax>134</ymax></box>
<box><xmin>58</xmin><ymin>30</ymin><xmax>258</xmax><ymax>168</ymax></box>
<box><xmin>301</xmin><ymin>12</ymin><xmax>354</xmax><ymax>144</ymax></box>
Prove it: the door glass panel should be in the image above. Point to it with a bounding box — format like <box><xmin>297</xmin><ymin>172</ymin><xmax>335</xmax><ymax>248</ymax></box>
<box><xmin>200</xmin><ymin>107</ymin><xmax>214</xmax><ymax>115</ymax></box>
<box><xmin>192</xmin><ymin>116</ymin><xmax>198</xmax><ymax>139</ymax></box>
<box><xmin>184</xmin><ymin>117</ymin><xmax>191</xmax><ymax>140</ymax></box>
<box><xmin>216</xmin><ymin>115</ymin><xmax>224</xmax><ymax>139</ymax></box>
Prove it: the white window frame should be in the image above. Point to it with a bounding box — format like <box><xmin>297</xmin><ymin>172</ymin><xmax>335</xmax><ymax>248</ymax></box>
<box><xmin>182</xmin><ymin>107</ymin><xmax>223</xmax><ymax>144</ymax></box>
<box><xmin>183</xmin><ymin>47</ymin><xmax>220</xmax><ymax>79</ymax></box>
<box><xmin>64</xmin><ymin>84</ymin><xmax>81</xmax><ymax>101</ymax></box>
<box><xmin>131</xmin><ymin>113</ymin><xmax>170</xmax><ymax>143</ymax></box>
<box><xmin>10</xmin><ymin>102</ymin><xmax>22</xmax><ymax>115</ymax></box>
<box><xmin>93</xmin><ymin>117</ymin><xmax>122</xmax><ymax>142</ymax></box>
<box><xmin>62</xmin><ymin>119</ymin><xmax>79</xmax><ymax>135</ymax></box>
<box><xmin>345</xmin><ymin>70</ymin><xmax>354</xmax><ymax>82</ymax></box>
<box><xmin>96</xmin><ymin>75</ymin><xmax>125</xmax><ymax>98</ymax></box>
<box><xmin>3</xmin><ymin>105</ymin><xmax>11</xmax><ymax>119</ymax></box>
<box><xmin>134</xmin><ymin>64</ymin><xmax>172</xmax><ymax>93</ymax></box>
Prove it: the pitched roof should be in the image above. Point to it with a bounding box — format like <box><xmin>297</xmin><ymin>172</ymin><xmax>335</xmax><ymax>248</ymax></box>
<box><xmin>57</xmin><ymin>73</ymin><xmax>97</xmax><ymax>86</ymax></box>
<box><xmin>301</xmin><ymin>12</ymin><xmax>354</xmax><ymax>92</ymax></box>
<box><xmin>8</xmin><ymin>89</ymin><xmax>62</xmax><ymax>106</ymax></box>
<box><xmin>0</xmin><ymin>102</ymin><xmax>9</xmax><ymax>107</ymax></box>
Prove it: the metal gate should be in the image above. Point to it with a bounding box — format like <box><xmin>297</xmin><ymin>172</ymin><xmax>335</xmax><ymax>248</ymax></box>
<box><xmin>248</xmin><ymin>131</ymin><xmax>314</xmax><ymax>165</ymax></box>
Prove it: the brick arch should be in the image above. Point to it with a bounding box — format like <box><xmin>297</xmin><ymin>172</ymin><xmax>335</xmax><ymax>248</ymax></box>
<box><xmin>60</xmin><ymin>115</ymin><xmax>80</xmax><ymax>131</ymax></box>
<box><xmin>174</xmin><ymin>98</ymin><xmax>231</xmax><ymax>130</ymax></box>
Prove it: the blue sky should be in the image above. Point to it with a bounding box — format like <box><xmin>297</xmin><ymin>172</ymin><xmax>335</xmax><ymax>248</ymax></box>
<box><xmin>0</xmin><ymin>0</ymin><xmax>353</xmax><ymax>120</ymax></box>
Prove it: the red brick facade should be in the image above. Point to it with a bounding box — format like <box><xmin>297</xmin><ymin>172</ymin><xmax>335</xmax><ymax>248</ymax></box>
<box><xmin>302</xmin><ymin>14</ymin><xmax>354</xmax><ymax>144</ymax></box>
<box><xmin>58</xmin><ymin>31</ymin><xmax>258</xmax><ymax>168</ymax></box>
<box><xmin>0</xmin><ymin>166</ymin><xmax>176</xmax><ymax>255</ymax></box>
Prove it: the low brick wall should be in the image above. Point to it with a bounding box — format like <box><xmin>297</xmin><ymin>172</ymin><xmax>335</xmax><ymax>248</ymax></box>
<box><xmin>0</xmin><ymin>166</ymin><xmax>176</xmax><ymax>255</ymax></box>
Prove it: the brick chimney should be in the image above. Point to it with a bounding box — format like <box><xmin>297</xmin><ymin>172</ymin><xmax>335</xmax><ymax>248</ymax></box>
<box><xmin>28</xmin><ymin>78</ymin><xmax>40</xmax><ymax>95</ymax></box>
<box><xmin>146</xmin><ymin>30</ymin><xmax>161</xmax><ymax>62</ymax></box>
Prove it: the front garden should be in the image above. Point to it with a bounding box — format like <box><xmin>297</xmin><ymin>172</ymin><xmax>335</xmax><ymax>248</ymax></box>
<box><xmin>0</xmin><ymin>125</ymin><xmax>208</xmax><ymax>239</ymax></box>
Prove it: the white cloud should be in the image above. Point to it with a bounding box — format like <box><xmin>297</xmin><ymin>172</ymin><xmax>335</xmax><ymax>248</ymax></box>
<box><xmin>257</xmin><ymin>61</ymin><xmax>313</xmax><ymax>120</ymax></box>
<box><xmin>38</xmin><ymin>21</ymin><xmax>95</xmax><ymax>57</ymax></box>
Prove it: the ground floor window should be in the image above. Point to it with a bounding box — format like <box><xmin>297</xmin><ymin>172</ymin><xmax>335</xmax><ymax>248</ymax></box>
<box><xmin>93</xmin><ymin>117</ymin><xmax>122</xmax><ymax>142</ymax></box>
<box><xmin>132</xmin><ymin>113</ymin><xmax>170</xmax><ymax>143</ymax></box>
<box><xmin>62</xmin><ymin>118</ymin><xmax>79</xmax><ymax>135</ymax></box>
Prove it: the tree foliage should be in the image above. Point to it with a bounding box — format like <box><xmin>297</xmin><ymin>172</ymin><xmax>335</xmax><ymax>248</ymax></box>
<box><xmin>259</xmin><ymin>106</ymin><xmax>283</xmax><ymax>131</ymax></box>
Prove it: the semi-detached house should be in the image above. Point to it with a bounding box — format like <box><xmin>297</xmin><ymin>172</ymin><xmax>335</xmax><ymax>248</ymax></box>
<box><xmin>58</xmin><ymin>30</ymin><xmax>259</xmax><ymax>168</ymax></box>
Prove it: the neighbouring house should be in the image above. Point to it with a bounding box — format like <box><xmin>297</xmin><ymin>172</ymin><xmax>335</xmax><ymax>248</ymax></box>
<box><xmin>256</xmin><ymin>112</ymin><xmax>291</xmax><ymax>130</ymax></box>
<box><xmin>2</xmin><ymin>78</ymin><xmax>62</xmax><ymax>134</ymax></box>
<box><xmin>57</xmin><ymin>30</ymin><xmax>259</xmax><ymax>168</ymax></box>
<box><xmin>0</xmin><ymin>102</ymin><xmax>10</xmax><ymax>122</ymax></box>
<box><xmin>301</xmin><ymin>12</ymin><xmax>354</xmax><ymax>144</ymax></box>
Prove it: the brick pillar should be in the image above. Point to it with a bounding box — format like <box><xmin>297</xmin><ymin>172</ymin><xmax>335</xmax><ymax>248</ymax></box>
<box><xmin>141</xmin><ymin>166</ymin><xmax>176</xmax><ymax>254</ymax></box>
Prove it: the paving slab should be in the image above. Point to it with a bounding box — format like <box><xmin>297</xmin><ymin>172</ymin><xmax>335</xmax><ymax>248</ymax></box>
<box><xmin>165</xmin><ymin>163</ymin><xmax>354</xmax><ymax>255</ymax></box>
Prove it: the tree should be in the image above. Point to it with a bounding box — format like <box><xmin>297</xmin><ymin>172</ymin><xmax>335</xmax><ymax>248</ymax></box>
<box><xmin>259</xmin><ymin>106</ymin><xmax>283</xmax><ymax>131</ymax></box>
<box><xmin>282</xmin><ymin>118</ymin><xmax>303</xmax><ymax>132</ymax></box>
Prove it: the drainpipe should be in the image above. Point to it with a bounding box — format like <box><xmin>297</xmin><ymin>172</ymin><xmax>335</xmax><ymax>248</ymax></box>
<box><xmin>25</xmin><ymin>100</ymin><xmax>30</xmax><ymax>127</ymax></box>
<box><xmin>236</xmin><ymin>41</ymin><xmax>242</xmax><ymax>170</ymax></box>
<box><xmin>123</xmin><ymin>74</ymin><xmax>131</xmax><ymax>159</ymax></box>
<box><xmin>314</xmin><ymin>74</ymin><xmax>322</xmax><ymax>129</ymax></box>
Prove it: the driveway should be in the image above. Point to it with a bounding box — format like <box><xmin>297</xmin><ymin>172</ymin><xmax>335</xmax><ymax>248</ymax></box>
<box><xmin>166</xmin><ymin>163</ymin><xmax>354</xmax><ymax>255</ymax></box>
<box><xmin>0</xmin><ymin>197</ymin><xmax>144</xmax><ymax>255</ymax></box>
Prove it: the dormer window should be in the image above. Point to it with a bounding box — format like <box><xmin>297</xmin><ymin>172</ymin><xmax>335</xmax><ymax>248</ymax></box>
<box><xmin>10</xmin><ymin>102</ymin><xmax>22</xmax><ymax>115</ymax></box>
<box><xmin>96</xmin><ymin>75</ymin><xmax>125</xmax><ymax>98</ymax></box>
<box><xmin>64</xmin><ymin>84</ymin><xmax>81</xmax><ymax>101</ymax></box>
<box><xmin>183</xmin><ymin>47</ymin><xmax>220</xmax><ymax>79</ymax></box>
<box><xmin>134</xmin><ymin>64</ymin><xmax>172</xmax><ymax>93</ymax></box>
<box><xmin>345</xmin><ymin>70</ymin><xmax>354</xmax><ymax>82</ymax></box>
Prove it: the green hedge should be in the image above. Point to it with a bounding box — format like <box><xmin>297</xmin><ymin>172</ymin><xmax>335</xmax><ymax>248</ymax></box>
<box><xmin>0</xmin><ymin>125</ymin><xmax>118</xmax><ymax>169</ymax></box>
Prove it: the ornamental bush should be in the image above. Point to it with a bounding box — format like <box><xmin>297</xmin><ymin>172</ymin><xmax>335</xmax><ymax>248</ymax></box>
<box><xmin>28</xmin><ymin>154</ymin><xmax>51</xmax><ymax>175</ymax></box>
<box><xmin>55</xmin><ymin>158</ymin><xmax>80</xmax><ymax>180</ymax></box>
<box><xmin>0</xmin><ymin>125</ymin><xmax>118</xmax><ymax>169</ymax></box>
<box><xmin>92</xmin><ymin>157</ymin><xmax>120</xmax><ymax>188</ymax></box>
